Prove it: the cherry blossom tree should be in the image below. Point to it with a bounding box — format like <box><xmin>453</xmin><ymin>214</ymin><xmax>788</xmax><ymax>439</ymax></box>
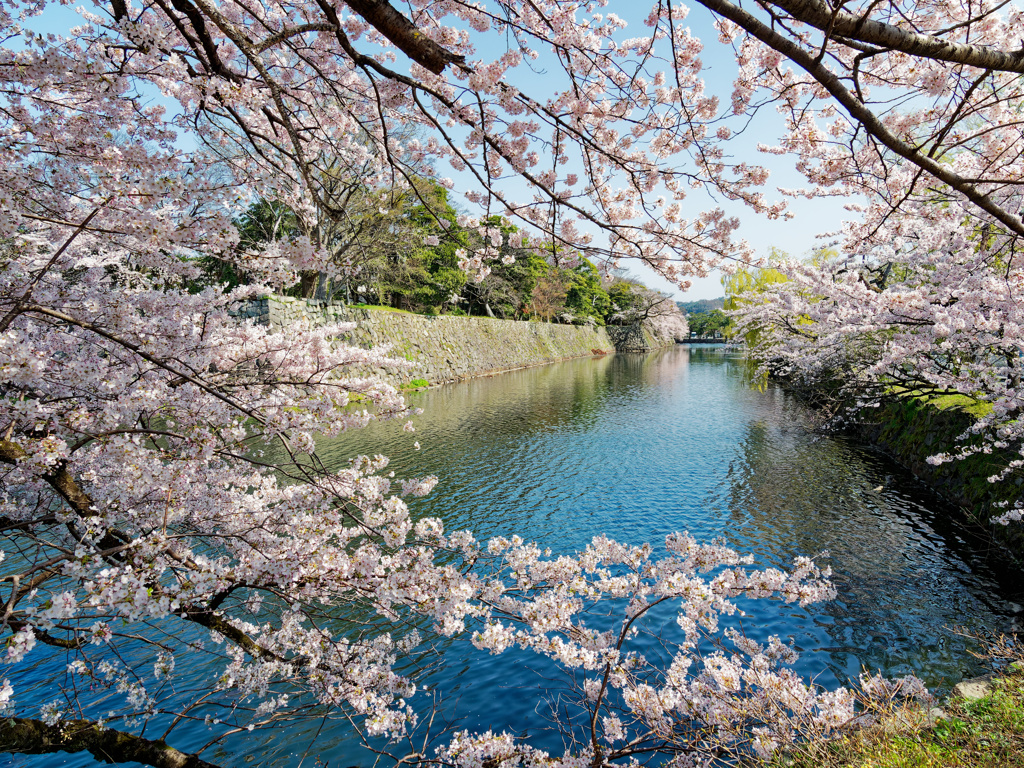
<box><xmin>606</xmin><ymin>278</ymin><xmax>689</xmax><ymax>347</ymax></box>
<box><xmin>1</xmin><ymin>0</ymin><xmax>1011</xmax><ymax>764</ymax></box>
<box><xmin>715</xmin><ymin>1</ymin><xmax>1024</xmax><ymax>518</ymax></box>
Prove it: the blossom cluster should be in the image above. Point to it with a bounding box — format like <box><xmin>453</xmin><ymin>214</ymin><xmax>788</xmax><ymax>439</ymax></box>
<box><xmin>720</xmin><ymin>0</ymin><xmax>1024</xmax><ymax>516</ymax></box>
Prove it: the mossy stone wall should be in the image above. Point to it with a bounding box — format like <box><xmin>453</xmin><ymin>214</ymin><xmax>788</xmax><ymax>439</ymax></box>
<box><xmin>856</xmin><ymin>396</ymin><xmax>1024</xmax><ymax>557</ymax></box>
<box><xmin>240</xmin><ymin>296</ymin><xmax>616</xmax><ymax>385</ymax></box>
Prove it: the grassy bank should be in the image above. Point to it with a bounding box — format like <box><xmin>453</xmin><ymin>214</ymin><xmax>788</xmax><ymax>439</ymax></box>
<box><xmin>767</xmin><ymin>666</ymin><xmax>1024</xmax><ymax>768</ymax></box>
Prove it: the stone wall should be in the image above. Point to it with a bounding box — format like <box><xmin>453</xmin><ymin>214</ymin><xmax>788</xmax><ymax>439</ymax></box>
<box><xmin>239</xmin><ymin>296</ymin><xmax>617</xmax><ymax>385</ymax></box>
<box><xmin>851</xmin><ymin>395</ymin><xmax>1024</xmax><ymax>558</ymax></box>
<box><xmin>606</xmin><ymin>323</ymin><xmax>680</xmax><ymax>352</ymax></box>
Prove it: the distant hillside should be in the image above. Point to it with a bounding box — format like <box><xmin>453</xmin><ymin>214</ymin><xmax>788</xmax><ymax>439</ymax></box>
<box><xmin>676</xmin><ymin>297</ymin><xmax>725</xmax><ymax>315</ymax></box>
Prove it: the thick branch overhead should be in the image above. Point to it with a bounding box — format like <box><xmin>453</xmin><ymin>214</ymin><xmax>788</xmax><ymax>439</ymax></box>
<box><xmin>764</xmin><ymin>0</ymin><xmax>1024</xmax><ymax>72</ymax></box>
<box><xmin>343</xmin><ymin>0</ymin><xmax>465</xmax><ymax>74</ymax></box>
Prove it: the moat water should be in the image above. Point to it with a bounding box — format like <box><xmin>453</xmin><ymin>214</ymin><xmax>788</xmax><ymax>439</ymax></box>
<box><xmin>23</xmin><ymin>346</ymin><xmax>1023</xmax><ymax>766</ymax></box>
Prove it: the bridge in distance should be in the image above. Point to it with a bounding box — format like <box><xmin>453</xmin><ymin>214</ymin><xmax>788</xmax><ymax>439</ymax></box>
<box><xmin>681</xmin><ymin>336</ymin><xmax>727</xmax><ymax>344</ymax></box>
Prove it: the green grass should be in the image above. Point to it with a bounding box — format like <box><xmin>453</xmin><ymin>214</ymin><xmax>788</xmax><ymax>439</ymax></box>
<box><xmin>768</xmin><ymin>672</ymin><xmax>1024</xmax><ymax>768</ymax></box>
<box><xmin>887</xmin><ymin>387</ymin><xmax>994</xmax><ymax>419</ymax></box>
<box><xmin>926</xmin><ymin>394</ymin><xmax>992</xmax><ymax>419</ymax></box>
<box><xmin>348</xmin><ymin>303</ymin><xmax>419</xmax><ymax>315</ymax></box>
<box><xmin>401</xmin><ymin>378</ymin><xmax>429</xmax><ymax>390</ymax></box>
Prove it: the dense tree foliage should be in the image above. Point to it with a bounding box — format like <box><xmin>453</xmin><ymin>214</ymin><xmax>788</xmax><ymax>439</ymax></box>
<box><xmin>677</xmin><ymin>298</ymin><xmax>725</xmax><ymax>316</ymax></box>
<box><xmin>686</xmin><ymin>309</ymin><xmax>729</xmax><ymax>338</ymax></box>
<box><xmin>210</xmin><ymin>201</ymin><xmax>668</xmax><ymax>325</ymax></box>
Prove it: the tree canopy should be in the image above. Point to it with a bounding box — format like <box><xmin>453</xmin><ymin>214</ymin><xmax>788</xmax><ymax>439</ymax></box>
<box><xmin>686</xmin><ymin>309</ymin><xmax>729</xmax><ymax>338</ymax></box>
<box><xmin>2</xmin><ymin>0</ymin><xmax>1022</xmax><ymax>764</ymax></box>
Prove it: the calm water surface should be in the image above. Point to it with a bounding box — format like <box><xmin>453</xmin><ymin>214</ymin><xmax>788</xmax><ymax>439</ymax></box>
<box><xmin>24</xmin><ymin>346</ymin><xmax>1023</xmax><ymax>766</ymax></box>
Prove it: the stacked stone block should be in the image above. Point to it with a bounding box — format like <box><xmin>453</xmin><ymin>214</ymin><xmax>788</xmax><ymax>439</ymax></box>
<box><xmin>238</xmin><ymin>296</ymin><xmax>619</xmax><ymax>386</ymax></box>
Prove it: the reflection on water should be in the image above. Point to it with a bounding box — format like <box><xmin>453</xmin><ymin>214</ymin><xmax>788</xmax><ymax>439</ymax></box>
<box><xmin>23</xmin><ymin>346</ymin><xmax>1022</xmax><ymax>766</ymax></box>
<box><xmin>297</xmin><ymin>346</ymin><xmax>1022</xmax><ymax>762</ymax></box>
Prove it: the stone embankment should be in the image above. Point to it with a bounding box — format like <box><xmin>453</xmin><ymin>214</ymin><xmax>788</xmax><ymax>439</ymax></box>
<box><xmin>853</xmin><ymin>395</ymin><xmax>1024</xmax><ymax>557</ymax></box>
<box><xmin>238</xmin><ymin>296</ymin><xmax>645</xmax><ymax>386</ymax></box>
<box><xmin>606</xmin><ymin>322</ymin><xmax>679</xmax><ymax>352</ymax></box>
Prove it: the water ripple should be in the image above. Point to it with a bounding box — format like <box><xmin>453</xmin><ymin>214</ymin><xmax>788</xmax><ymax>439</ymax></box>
<box><xmin>28</xmin><ymin>346</ymin><xmax>1010</xmax><ymax>767</ymax></box>
<box><xmin>316</xmin><ymin>347</ymin><xmax>1022</xmax><ymax>714</ymax></box>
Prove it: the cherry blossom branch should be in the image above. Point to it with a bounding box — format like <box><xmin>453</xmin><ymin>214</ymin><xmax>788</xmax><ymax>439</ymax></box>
<box><xmin>764</xmin><ymin>0</ymin><xmax>1024</xmax><ymax>72</ymax></box>
<box><xmin>0</xmin><ymin>716</ymin><xmax>220</xmax><ymax>768</ymax></box>
<box><xmin>252</xmin><ymin>22</ymin><xmax>337</xmax><ymax>54</ymax></box>
<box><xmin>699</xmin><ymin>0</ymin><xmax>1024</xmax><ymax>238</ymax></box>
<box><xmin>16</xmin><ymin>305</ymin><xmax>265</xmax><ymax>424</ymax></box>
<box><xmin>0</xmin><ymin>203</ymin><xmax>107</xmax><ymax>335</ymax></box>
<box><xmin>342</xmin><ymin>0</ymin><xmax>467</xmax><ymax>75</ymax></box>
